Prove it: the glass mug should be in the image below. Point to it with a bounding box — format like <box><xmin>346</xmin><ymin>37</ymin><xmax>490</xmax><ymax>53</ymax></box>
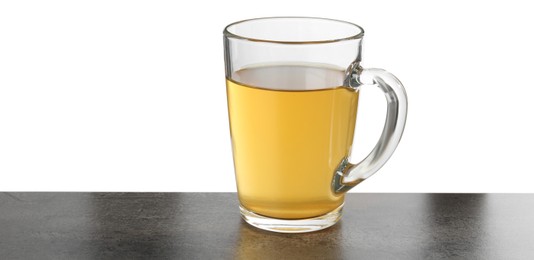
<box><xmin>224</xmin><ymin>17</ymin><xmax>407</xmax><ymax>233</ymax></box>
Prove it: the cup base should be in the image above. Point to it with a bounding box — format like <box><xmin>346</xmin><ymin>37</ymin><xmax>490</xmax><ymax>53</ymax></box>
<box><xmin>239</xmin><ymin>204</ymin><xmax>343</xmax><ymax>233</ymax></box>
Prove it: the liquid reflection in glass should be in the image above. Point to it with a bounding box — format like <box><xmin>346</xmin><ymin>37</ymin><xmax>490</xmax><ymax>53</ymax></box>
<box><xmin>234</xmin><ymin>219</ymin><xmax>345</xmax><ymax>259</ymax></box>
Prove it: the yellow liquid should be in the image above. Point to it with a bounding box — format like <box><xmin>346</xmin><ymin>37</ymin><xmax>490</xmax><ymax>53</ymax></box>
<box><xmin>226</xmin><ymin>65</ymin><xmax>359</xmax><ymax>219</ymax></box>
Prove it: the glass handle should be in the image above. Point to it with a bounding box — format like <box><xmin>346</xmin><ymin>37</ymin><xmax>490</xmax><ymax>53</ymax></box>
<box><xmin>332</xmin><ymin>67</ymin><xmax>408</xmax><ymax>194</ymax></box>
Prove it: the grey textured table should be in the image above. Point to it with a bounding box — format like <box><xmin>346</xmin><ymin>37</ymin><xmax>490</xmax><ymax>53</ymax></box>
<box><xmin>0</xmin><ymin>193</ymin><xmax>533</xmax><ymax>259</ymax></box>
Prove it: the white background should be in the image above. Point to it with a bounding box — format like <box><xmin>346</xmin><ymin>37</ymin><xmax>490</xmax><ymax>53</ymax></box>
<box><xmin>1</xmin><ymin>0</ymin><xmax>533</xmax><ymax>192</ymax></box>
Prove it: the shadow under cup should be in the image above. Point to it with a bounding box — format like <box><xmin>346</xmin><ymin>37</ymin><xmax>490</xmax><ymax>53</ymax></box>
<box><xmin>224</xmin><ymin>17</ymin><xmax>407</xmax><ymax>233</ymax></box>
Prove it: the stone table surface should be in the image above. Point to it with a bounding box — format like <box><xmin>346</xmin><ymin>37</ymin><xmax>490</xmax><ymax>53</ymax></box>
<box><xmin>0</xmin><ymin>193</ymin><xmax>533</xmax><ymax>259</ymax></box>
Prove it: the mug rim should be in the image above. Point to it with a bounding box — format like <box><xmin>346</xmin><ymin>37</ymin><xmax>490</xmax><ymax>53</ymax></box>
<box><xmin>223</xmin><ymin>16</ymin><xmax>365</xmax><ymax>45</ymax></box>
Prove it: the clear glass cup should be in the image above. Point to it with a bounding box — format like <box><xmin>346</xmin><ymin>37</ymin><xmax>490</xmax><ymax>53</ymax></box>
<box><xmin>224</xmin><ymin>17</ymin><xmax>407</xmax><ymax>233</ymax></box>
